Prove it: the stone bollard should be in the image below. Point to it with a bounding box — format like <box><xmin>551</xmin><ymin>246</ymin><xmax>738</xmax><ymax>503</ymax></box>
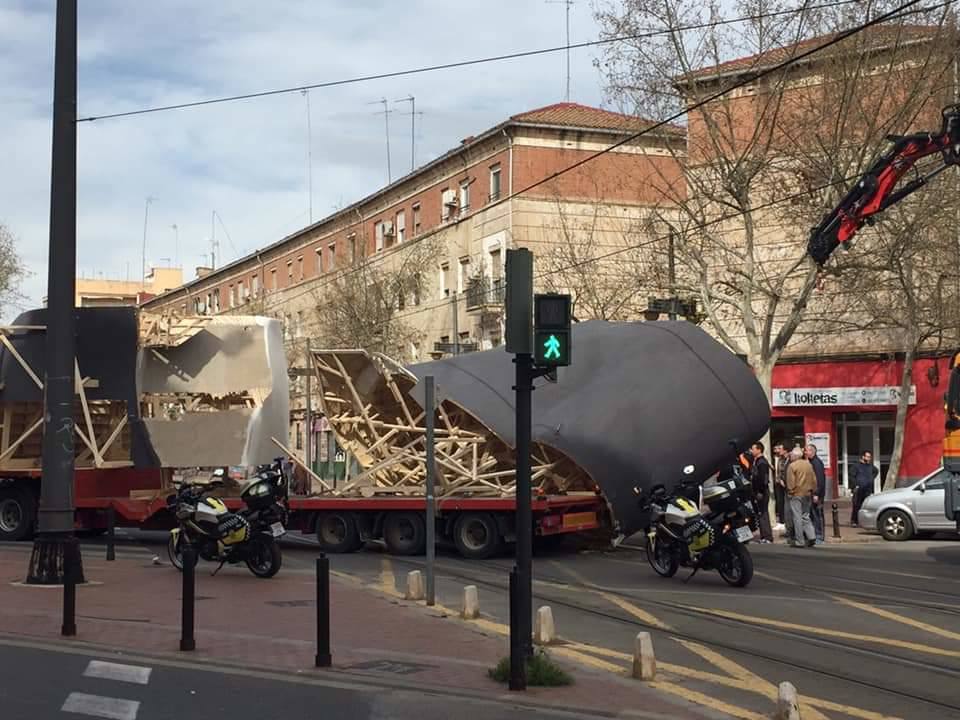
<box><xmin>534</xmin><ymin>606</ymin><xmax>555</xmax><ymax>645</ymax></box>
<box><xmin>631</xmin><ymin>632</ymin><xmax>656</xmax><ymax>680</ymax></box>
<box><xmin>776</xmin><ymin>681</ymin><xmax>801</xmax><ymax>720</ymax></box>
<box><xmin>461</xmin><ymin>585</ymin><xmax>480</xmax><ymax>619</ymax></box>
<box><xmin>405</xmin><ymin>570</ymin><xmax>425</xmax><ymax>601</ymax></box>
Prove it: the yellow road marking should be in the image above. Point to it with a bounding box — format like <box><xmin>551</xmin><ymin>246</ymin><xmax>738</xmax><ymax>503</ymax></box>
<box><xmin>754</xmin><ymin>570</ymin><xmax>800</xmax><ymax>586</ymax></box>
<box><xmin>831</xmin><ymin>595</ymin><xmax>960</xmax><ymax>643</ymax></box>
<box><xmin>679</xmin><ymin>604</ymin><xmax>960</xmax><ymax>659</ymax></box>
<box><xmin>648</xmin><ymin>681</ymin><xmax>768</xmax><ymax>720</ymax></box>
<box><xmin>675</xmin><ymin>639</ymin><xmax>830</xmax><ymax>720</ymax></box>
<box><xmin>567</xmin><ymin>642</ymin><xmax>899</xmax><ymax>720</ymax></box>
<box><xmin>547</xmin><ymin>561</ymin><xmax>672</xmax><ymax>630</ymax></box>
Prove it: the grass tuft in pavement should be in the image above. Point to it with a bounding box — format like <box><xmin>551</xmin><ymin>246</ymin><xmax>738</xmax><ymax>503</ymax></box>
<box><xmin>488</xmin><ymin>649</ymin><xmax>573</xmax><ymax>686</ymax></box>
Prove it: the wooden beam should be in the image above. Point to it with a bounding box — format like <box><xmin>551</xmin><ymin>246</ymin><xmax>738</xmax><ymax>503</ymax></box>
<box><xmin>270</xmin><ymin>436</ymin><xmax>335</xmax><ymax>495</ymax></box>
<box><xmin>0</xmin><ymin>416</ymin><xmax>43</xmax><ymax>463</ymax></box>
<box><xmin>0</xmin><ymin>333</ymin><xmax>42</xmax><ymax>389</ymax></box>
<box><xmin>75</xmin><ymin>363</ymin><xmax>102</xmax><ymax>466</ymax></box>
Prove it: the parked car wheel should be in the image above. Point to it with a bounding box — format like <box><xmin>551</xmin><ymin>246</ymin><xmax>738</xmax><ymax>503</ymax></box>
<box><xmin>879</xmin><ymin>509</ymin><xmax>914</xmax><ymax>542</ymax></box>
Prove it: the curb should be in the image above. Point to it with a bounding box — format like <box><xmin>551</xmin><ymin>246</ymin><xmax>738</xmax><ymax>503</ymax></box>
<box><xmin>0</xmin><ymin>632</ymin><xmax>681</xmax><ymax>720</ymax></box>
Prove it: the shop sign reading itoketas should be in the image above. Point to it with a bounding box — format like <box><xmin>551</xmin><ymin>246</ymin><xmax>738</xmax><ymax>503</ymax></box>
<box><xmin>772</xmin><ymin>385</ymin><xmax>917</xmax><ymax>407</ymax></box>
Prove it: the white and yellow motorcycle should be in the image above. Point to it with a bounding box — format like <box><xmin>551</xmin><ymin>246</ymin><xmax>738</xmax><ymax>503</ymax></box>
<box><xmin>166</xmin><ymin>465</ymin><xmax>287</xmax><ymax>579</ymax></box>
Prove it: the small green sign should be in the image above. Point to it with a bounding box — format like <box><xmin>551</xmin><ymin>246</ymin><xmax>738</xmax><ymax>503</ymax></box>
<box><xmin>534</xmin><ymin>330</ymin><xmax>570</xmax><ymax>366</ymax></box>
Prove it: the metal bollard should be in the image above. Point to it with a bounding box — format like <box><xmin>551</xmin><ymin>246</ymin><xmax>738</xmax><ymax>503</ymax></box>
<box><xmin>832</xmin><ymin>503</ymin><xmax>841</xmax><ymax>539</ymax></box>
<box><xmin>61</xmin><ymin>539</ymin><xmax>77</xmax><ymax>637</ymax></box>
<box><xmin>180</xmin><ymin>544</ymin><xmax>196</xmax><ymax>651</ymax></box>
<box><xmin>508</xmin><ymin>567</ymin><xmax>526</xmax><ymax>691</ymax></box>
<box><xmin>315</xmin><ymin>555</ymin><xmax>331</xmax><ymax>667</ymax></box>
<box><xmin>106</xmin><ymin>506</ymin><xmax>116</xmax><ymax>562</ymax></box>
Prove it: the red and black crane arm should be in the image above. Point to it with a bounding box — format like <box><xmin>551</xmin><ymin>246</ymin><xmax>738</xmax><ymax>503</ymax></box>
<box><xmin>806</xmin><ymin>104</ymin><xmax>960</xmax><ymax>266</ymax></box>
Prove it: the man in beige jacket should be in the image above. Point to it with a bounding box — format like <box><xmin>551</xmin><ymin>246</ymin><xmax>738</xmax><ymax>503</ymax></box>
<box><xmin>786</xmin><ymin>448</ymin><xmax>817</xmax><ymax>548</ymax></box>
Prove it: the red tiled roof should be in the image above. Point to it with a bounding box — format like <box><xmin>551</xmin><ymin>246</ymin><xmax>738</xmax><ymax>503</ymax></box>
<box><xmin>510</xmin><ymin>102</ymin><xmax>684</xmax><ymax>135</ymax></box>
<box><xmin>682</xmin><ymin>24</ymin><xmax>944</xmax><ymax>81</ymax></box>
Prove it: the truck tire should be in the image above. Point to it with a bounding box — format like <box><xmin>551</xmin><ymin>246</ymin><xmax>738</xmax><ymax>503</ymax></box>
<box><xmin>453</xmin><ymin>513</ymin><xmax>502</xmax><ymax>559</ymax></box>
<box><xmin>315</xmin><ymin>511</ymin><xmax>363</xmax><ymax>553</ymax></box>
<box><xmin>383</xmin><ymin>512</ymin><xmax>426</xmax><ymax>556</ymax></box>
<box><xmin>0</xmin><ymin>485</ymin><xmax>36</xmax><ymax>542</ymax></box>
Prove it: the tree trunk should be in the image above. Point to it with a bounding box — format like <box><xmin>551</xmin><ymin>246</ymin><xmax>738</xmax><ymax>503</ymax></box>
<box><xmin>885</xmin><ymin>345</ymin><xmax>916</xmax><ymax>491</ymax></box>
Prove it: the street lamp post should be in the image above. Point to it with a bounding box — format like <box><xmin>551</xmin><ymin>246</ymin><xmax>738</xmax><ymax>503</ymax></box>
<box><xmin>26</xmin><ymin>0</ymin><xmax>81</xmax><ymax>586</ymax></box>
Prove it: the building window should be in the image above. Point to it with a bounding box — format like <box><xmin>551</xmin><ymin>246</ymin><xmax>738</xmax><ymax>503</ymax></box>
<box><xmin>242</xmin><ymin>280</ymin><xmax>249</xmax><ymax>300</ymax></box>
<box><xmin>375</xmin><ymin>222</ymin><xmax>385</xmax><ymax>252</ymax></box>
<box><xmin>315</xmin><ymin>247</ymin><xmax>323</xmax><ymax>274</ymax></box>
<box><xmin>270</xmin><ymin>268</ymin><xmax>277</xmax><ymax>290</ymax></box>
<box><xmin>459</xmin><ymin>180</ymin><xmax>470</xmax><ymax>214</ymax></box>
<box><xmin>439</xmin><ymin>262</ymin><xmax>451</xmax><ymax>298</ymax></box>
<box><xmin>251</xmin><ymin>274</ymin><xmax>260</xmax><ymax>296</ymax></box>
<box><xmin>396</xmin><ymin>211</ymin><xmax>405</xmax><ymax>243</ymax></box>
<box><xmin>458</xmin><ymin>257</ymin><xmax>470</xmax><ymax>294</ymax></box>
<box><xmin>328</xmin><ymin>242</ymin><xmax>337</xmax><ymax>269</ymax></box>
<box><xmin>229</xmin><ymin>285</ymin><xmax>236</xmax><ymax>308</ymax></box>
<box><xmin>296</xmin><ymin>310</ymin><xmax>304</xmax><ymax>338</ymax></box>
<box><xmin>297</xmin><ymin>256</ymin><xmax>304</xmax><ymax>281</ymax></box>
<box><xmin>347</xmin><ymin>234</ymin><xmax>356</xmax><ymax>263</ymax></box>
<box><xmin>205</xmin><ymin>292</ymin><xmax>212</xmax><ymax>315</ymax></box>
<box><xmin>489</xmin><ymin>163</ymin><xmax>501</xmax><ymax>202</ymax></box>
<box><xmin>441</xmin><ymin>188</ymin><xmax>456</xmax><ymax>221</ymax></box>
<box><xmin>287</xmin><ymin>261</ymin><xmax>293</xmax><ymax>283</ymax></box>
<box><xmin>412</xmin><ymin>203</ymin><xmax>421</xmax><ymax>236</ymax></box>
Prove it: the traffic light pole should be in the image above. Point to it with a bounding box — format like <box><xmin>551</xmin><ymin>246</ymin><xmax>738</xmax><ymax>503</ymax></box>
<box><xmin>514</xmin><ymin>352</ymin><xmax>534</xmax><ymax>664</ymax></box>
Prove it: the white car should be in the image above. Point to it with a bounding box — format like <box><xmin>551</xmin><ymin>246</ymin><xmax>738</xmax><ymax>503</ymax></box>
<box><xmin>858</xmin><ymin>467</ymin><xmax>958</xmax><ymax>541</ymax></box>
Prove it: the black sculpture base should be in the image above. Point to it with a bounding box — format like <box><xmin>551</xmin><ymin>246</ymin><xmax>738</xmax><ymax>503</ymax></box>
<box><xmin>25</xmin><ymin>534</ymin><xmax>85</xmax><ymax>585</ymax></box>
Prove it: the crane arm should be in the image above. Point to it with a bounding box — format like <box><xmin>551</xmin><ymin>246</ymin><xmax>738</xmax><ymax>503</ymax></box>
<box><xmin>807</xmin><ymin>104</ymin><xmax>960</xmax><ymax>266</ymax></box>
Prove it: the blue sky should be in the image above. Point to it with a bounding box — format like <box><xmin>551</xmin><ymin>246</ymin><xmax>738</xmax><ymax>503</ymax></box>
<box><xmin>0</xmin><ymin>0</ymin><xmax>606</xmax><ymax>316</ymax></box>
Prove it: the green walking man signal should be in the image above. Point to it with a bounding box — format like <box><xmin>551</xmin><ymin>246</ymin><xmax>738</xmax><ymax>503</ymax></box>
<box><xmin>534</xmin><ymin>294</ymin><xmax>572</xmax><ymax>367</ymax></box>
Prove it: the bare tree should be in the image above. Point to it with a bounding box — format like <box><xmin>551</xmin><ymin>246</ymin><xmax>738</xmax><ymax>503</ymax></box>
<box><xmin>539</xmin><ymin>197</ymin><xmax>670</xmax><ymax>320</ymax></box>
<box><xmin>312</xmin><ymin>238</ymin><xmax>439</xmax><ymax>357</ymax></box>
<box><xmin>0</xmin><ymin>223</ymin><xmax>26</xmax><ymax>318</ymax></box>
<box><xmin>594</xmin><ymin>0</ymin><xmax>954</xmax><ymax>400</ymax></box>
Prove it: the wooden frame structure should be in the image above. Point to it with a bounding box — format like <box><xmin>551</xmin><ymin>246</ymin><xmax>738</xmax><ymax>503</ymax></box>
<box><xmin>0</xmin><ymin>325</ymin><xmax>131</xmax><ymax>471</ymax></box>
<box><xmin>309</xmin><ymin>349</ymin><xmax>593</xmax><ymax>498</ymax></box>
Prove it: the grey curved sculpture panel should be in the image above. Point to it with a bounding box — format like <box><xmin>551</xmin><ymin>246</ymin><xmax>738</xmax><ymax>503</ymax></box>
<box><xmin>409</xmin><ymin>320</ymin><xmax>770</xmax><ymax>535</ymax></box>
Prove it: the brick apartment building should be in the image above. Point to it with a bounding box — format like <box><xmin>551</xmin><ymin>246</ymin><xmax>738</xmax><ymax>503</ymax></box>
<box><xmin>143</xmin><ymin>102</ymin><xmax>685</xmax><ymax>457</ymax></box>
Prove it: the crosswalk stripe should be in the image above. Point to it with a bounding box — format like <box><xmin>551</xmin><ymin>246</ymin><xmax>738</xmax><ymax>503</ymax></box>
<box><xmin>61</xmin><ymin>692</ymin><xmax>139</xmax><ymax>720</ymax></box>
<box><xmin>83</xmin><ymin>661</ymin><xmax>152</xmax><ymax>685</ymax></box>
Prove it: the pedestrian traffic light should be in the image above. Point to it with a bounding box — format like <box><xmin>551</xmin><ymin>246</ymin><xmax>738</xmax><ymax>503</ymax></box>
<box><xmin>533</xmin><ymin>294</ymin><xmax>571</xmax><ymax>367</ymax></box>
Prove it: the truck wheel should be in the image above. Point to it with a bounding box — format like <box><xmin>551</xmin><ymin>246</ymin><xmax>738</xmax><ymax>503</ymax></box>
<box><xmin>453</xmin><ymin>513</ymin><xmax>502</xmax><ymax>559</ymax></box>
<box><xmin>0</xmin><ymin>486</ymin><xmax>36</xmax><ymax>542</ymax></box>
<box><xmin>383</xmin><ymin>512</ymin><xmax>426</xmax><ymax>556</ymax></box>
<box><xmin>315</xmin><ymin>512</ymin><xmax>363</xmax><ymax>553</ymax></box>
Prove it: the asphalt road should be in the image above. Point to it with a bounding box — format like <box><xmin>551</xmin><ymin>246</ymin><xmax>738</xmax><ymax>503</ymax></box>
<box><xmin>8</xmin><ymin>530</ymin><xmax>960</xmax><ymax>719</ymax></box>
<box><xmin>0</xmin><ymin>642</ymin><xmax>611</xmax><ymax>720</ymax></box>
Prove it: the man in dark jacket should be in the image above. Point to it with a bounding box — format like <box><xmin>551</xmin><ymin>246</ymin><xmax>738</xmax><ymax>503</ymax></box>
<box><xmin>806</xmin><ymin>444</ymin><xmax>827</xmax><ymax>543</ymax></box>
<box><xmin>749</xmin><ymin>442</ymin><xmax>774</xmax><ymax>542</ymax></box>
<box><xmin>850</xmin><ymin>451</ymin><xmax>879</xmax><ymax>526</ymax></box>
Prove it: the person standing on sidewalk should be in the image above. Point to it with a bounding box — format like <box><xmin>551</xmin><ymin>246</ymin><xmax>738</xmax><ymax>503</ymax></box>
<box><xmin>850</xmin><ymin>451</ymin><xmax>880</xmax><ymax>526</ymax></box>
<box><xmin>749</xmin><ymin>442</ymin><xmax>774</xmax><ymax>543</ymax></box>
<box><xmin>806</xmin><ymin>444</ymin><xmax>827</xmax><ymax>544</ymax></box>
<box><xmin>773</xmin><ymin>443</ymin><xmax>790</xmax><ymax>531</ymax></box>
<box><xmin>786</xmin><ymin>448</ymin><xmax>817</xmax><ymax>547</ymax></box>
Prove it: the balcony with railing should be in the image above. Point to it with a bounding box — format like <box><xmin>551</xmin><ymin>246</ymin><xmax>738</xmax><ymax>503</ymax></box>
<box><xmin>465</xmin><ymin>274</ymin><xmax>505</xmax><ymax>312</ymax></box>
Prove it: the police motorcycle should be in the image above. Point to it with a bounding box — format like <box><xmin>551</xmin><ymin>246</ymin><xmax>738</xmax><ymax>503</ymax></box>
<box><xmin>166</xmin><ymin>459</ymin><xmax>290</xmax><ymax>579</ymax></box>
<box><xmin>637</xmin><ymin>461</ymin><xmax>756</xmax><ymax>588</ymax></box>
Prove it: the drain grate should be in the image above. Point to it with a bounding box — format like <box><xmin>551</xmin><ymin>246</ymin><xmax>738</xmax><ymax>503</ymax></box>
<box><xmin>265</xmin><ymin>599</ymin><xmax>313</xmax><ymax>607</ymax></box>
<box><xmin>345</xmin><ymin>659</ymin><xmax>434</xmax><ymax>675</ymax></box>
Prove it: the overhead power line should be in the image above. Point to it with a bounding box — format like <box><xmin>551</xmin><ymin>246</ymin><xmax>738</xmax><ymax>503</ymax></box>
<box><xmin>77</xmin><ymin>0</ymin><xmax>862</xmax><ymax>123</ymax></box>
<box><xmin>248</xmin><ymin>0</ymin><xmax>945</xmax><ymax>319</ymax></box>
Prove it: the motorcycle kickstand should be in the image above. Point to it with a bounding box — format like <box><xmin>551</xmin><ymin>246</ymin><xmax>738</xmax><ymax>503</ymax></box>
<box><xmin>211</xmin><ymin>560</ymin><xmax>227</xmax><ymax>577</ymax></box>
<box><xmin>683</xmin><ymin>566</ymin><xmax>700</xmax><ymax>584</ymax></box>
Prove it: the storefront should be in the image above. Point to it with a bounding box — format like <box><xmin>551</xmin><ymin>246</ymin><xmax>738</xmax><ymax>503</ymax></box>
<box><xmin>770</xmin><ymin>356</ymin><xmax>946</xmax><ymax>497</ymax></box>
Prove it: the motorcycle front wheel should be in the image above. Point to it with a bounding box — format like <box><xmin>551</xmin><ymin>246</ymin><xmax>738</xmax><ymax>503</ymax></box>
<box><xmin>168</xmin><ymin>533</ymin><xmax>184</xmax><ymax>571</ymax></box>
<box><xmin>246</xmin><ymin>536</ymin><xmax>282</xmax><ymax>578</ymax></box>
<box><xmin>646</xmin><ymin>535</ymin><xmax>679</xmax><ymax>578</ymax></box>
<box><xmin>716</xmin><ymin>540</ymin><xmax>754</xmax><ymax>587</ymax></box>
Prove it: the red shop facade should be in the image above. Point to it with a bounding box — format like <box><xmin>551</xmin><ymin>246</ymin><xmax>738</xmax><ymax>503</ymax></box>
<box><xmin>770</xmin><ymin>355</ymin><xmax>947</xmax><ymax>498</ymax></box>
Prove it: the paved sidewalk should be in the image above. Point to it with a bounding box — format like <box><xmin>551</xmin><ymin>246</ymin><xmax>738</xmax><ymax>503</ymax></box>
<box><xmin>0</xmin><ymin>546</ymin><xmax>728</xmax><ymax>719</ymax></box>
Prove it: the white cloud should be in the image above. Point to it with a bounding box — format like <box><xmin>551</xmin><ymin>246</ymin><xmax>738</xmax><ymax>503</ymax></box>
<box><xmin>0</xmin><ymin>0</ymin><xmax>607</xmax><ymax>319</ymax></box>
